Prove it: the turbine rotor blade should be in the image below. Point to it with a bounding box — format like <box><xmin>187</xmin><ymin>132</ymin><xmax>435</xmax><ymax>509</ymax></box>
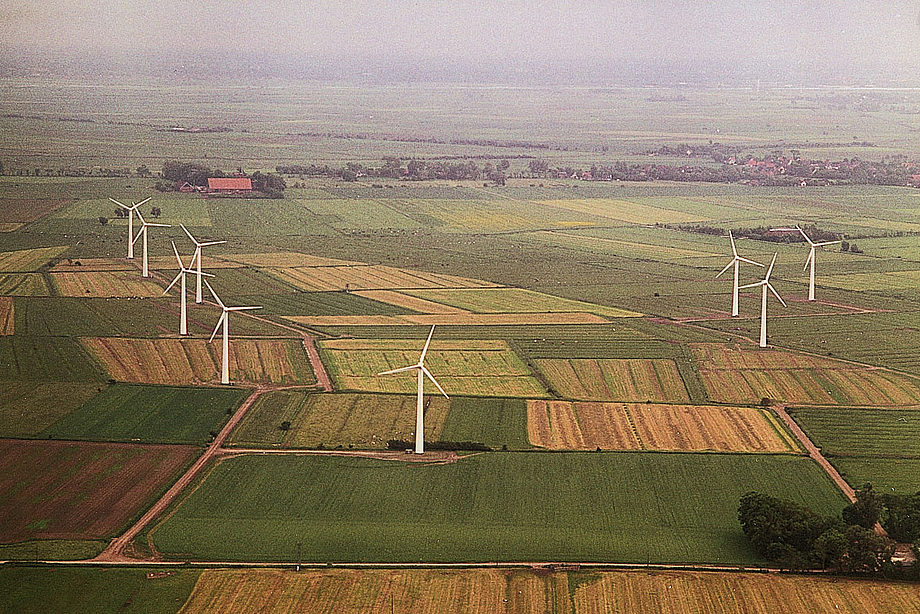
<box><xmin>198</xmin><ymin>240</ymin><xmax>226</xmax><ymax>247</ymax></box>
<box><xmin>716</xmin><ymin>260</ymin><xmax>734</xmax><ymax>278</ymax></box>
<box><xmin>131</xmin><ymin>228</ymin><xmax>144</xmax><ymax>246</ymax></box>
<box><xmin>737</xmin><ymin>257</ymin><xmax>764</xmax><ymax>267</ymax></box>
<box><xmin>180</xmin><ymin>223</ymin><xmax>198</xmax><ymax>245</ymax></box>
<box><xmin>767</xmin><ymin>283</ymin><xmax>787</xmax><ymax>307</ymax></box>
<box><xmin>419</xmin><ymin>325</ymin><xmax>435</xmax><ymax>363</ymax></box>
<box><xmin>764</xmin><ymin>253</ymin><xmax>777</xmax><ymax>281</ymax></box>
<box><xmin>729</xmin><ymin>231</ymin><xmax>738</xmax><ymax>257</ymax></box>
<box><xmin>814</xmin><ymin>240</ymin><xmax>841</xmax><ymax>247</ymax></box>
<box><xmin>804</xmin><ymin>249</ymin><xmax>814</xmax><ymax>271</ymax></box>
<box><xmin>135</xmin><ymin>197</ymin><xmax>152</xmax><ymax>207</ymax></box>
<box><xmin>203</xmin><ymin>279</ymin><xmax>225</xmax><ymax>309</ymax></box>
<box><xmin>146</xmin><ymin>223</ymin><xmax>171</xmax><ymax>228</ymax></box>
<box><xmin>171</xmin><ymin>241</ymin><xmax>184</xmax><ymax>269</ymax></box>
<box><xmin>738</xmin><ymin>281</ymin><xmax>764</xmax><ymax>290</ymax></box>
<box><xmin>109</xmin><ymin>197</ymin><xmax>129</xmax><ymax>209</ymax></box>
<box><xmin>796</xmin><ymin>225</ymin><xmax>814</xmax><ymax>245</ymax></box>
<box><xmin>163</xmin><ymin>271</ymin><xmax>182</xmax><ymax>295</ymax></box>
<box><xmin>208</xmin><ymin>312</ymin><xmax>226</xmax><ymax>343</ymax></box>
<box><xmin>135</xmin><ymin>209</ymin><xmax>146</xmax><ymax>225</ymax></box>
<box><xmin>226</xmin><ymin>306</ymin><xmax>262</xmax><ymax>311</ymax></box>
<box><xmin>377</xmin><ymin>364</ymin><xmax>419</xmax><ymax>376</ymax></box>
<box><xmin>421</xmin><ymin>365</ymin><xmax>449</xmax><ymax>399</ymax></box>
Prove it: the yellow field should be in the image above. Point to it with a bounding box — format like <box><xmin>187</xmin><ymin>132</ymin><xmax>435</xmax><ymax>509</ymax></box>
<box><xmin>177</xmin><ymin>568</ymin><xmax>920</xmax><ymax>614</ymax></box>
<box><xmin>538</xmin><ymin>198</ymin><xmax>709</xmax><ymax>225</ymax></box>
<box><xmin>321</xmin><ymin>338</ymin><xmax>548</xmax><ymax>397</ymax></box>
<box><xmin>51</xmin><ymin>255</ymin><xmax>239</xmax><ymax>272</ymax></box>
<box><xmin>535</xmin><ymin>358</ymin><xmax>690</xmax><ymax>403</ymax></box>
<box><xmin>287</xmin><ymin>312</ymin><xmax>611</xmax><ymax>327</ymax></box>
<box><xmin>0</xmin><ymin>245</ymin><xmax>68</xmax><ymax>272</ymax></box>
<box><xmin>354</xmin><ymin>289</ymin><xmax>470</xmax><ymax>314</ymax></box>
<box><xmin>219</xmin><ymin>252</ymin><xmax>362</xmax><ymax>268</ymax></box>
<box><xmin>0</xmin><ymin>297</ymin><xmax>12</xmax><ymax>335</ymax></box>
<box><xmin>81</xmin><ymin>337</ymin><xmax>315</xmax><ymax>385</ymax></box>
<box><xmin>51</xmin><ymin>271</ymin><xmax>165</xmax><ymax>297</ymax></box>
<box><xmin>692</xmin><ymin>344</ymin><xmax>920</xmax><ymax>405</ymax></box>
<box><xmin>532</xmin><ymin>230</ymin><xmax>722</xmax><ymax>261</ymax></box>
<box><xmin>527</xmin><ymin>401</ymin><xmax>795</xmax><ymax>452</ymax></box>
<box><xmin>405</xmin><ymin>287</ymin><xmax>641</xmax><ymax>318</ymax></box>
<box><xmin>266</xmin><ymin>264</ymin><xmax>500</xmax><ymax>292</ymax></box>
<box><xmin>0</xmin><ymin>273</ymin><xmax>48</xmax><ymax>296</ymax></box>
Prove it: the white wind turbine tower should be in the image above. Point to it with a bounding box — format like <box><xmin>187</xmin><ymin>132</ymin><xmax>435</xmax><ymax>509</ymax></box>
<box><xmin>163</xmin><ymin>242</ymin><xmax>213</xmax><ymax>336</ymax></box>
<box><xmin>739</xmin><ymin>253</ymin><xmax>786</xmax><ymax>348</ymax></box>
<box><xmin>132</xmin><ymin>210</ymin><xmax>171</xmax><ymax>278</ymax></box>
<box><xmin>204</xmin><ymin>280</ymin><xmax>261</xmax><ymax>385</ymax></box>
<box><xmin>109</xmin><ymin>197</ymin><xmax>151</xmax><ymax>259</ymax></box>
<box><xmin>716</xmin><ymin>231</ymin><xmax>764</xmax><ymax>317</ymax></box>
<box><xmin>180</xmin><ymin>224</ymin><xmax>226</xmax><ymax>304</ymax></box>
<box><xmin>796</xmin><ymin>225</ymin><xmax>841</xmax><ymax>301</ymax></box>
<box><xmin>376</xmin><ymin>325</ymin><xmax>449</xmax><ymax>454</ymax></box>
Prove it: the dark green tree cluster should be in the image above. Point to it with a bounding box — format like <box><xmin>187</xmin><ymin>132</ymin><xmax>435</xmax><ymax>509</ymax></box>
<box><xmin>739</xmin><ymin>490</ymin><xmax>894</xmax><ymax>573</ymax></box>
<box><xmin>249</xmin><ymin>171</ymin><xmax>286</xmax><ymax>198</ymax></box>
<box><xmin>161</xmin><ymin>160</ymin><xmax>223</xmax><ymax>186</ymax></box>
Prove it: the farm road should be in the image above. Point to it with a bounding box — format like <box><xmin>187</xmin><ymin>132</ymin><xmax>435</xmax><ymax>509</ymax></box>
<box><xmin>94</xmin><ymin>386</ymin><xmax>270</xmax><ymax>562</ymax></box>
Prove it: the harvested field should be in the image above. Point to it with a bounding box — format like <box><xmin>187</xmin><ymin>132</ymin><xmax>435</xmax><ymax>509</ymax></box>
<box><xmin>287</xmin><ymin>312</ymin><xmax>611</xmax><ymax>327</ymax></box>
<box><xmin>405</xmin><ymin>287</ymin><xmax>642</xmax><ymax>317</ymax></box>
<box><xmin>0</xmin><ymin>297</ymin><xmax>11</xmax><ymax>334</ymax></box>
<box><xmin>266</xmin><ymin>264</ymin><xmax>499</xmax><ymax>292</ymax></box>
<box><xmin>0</xmin><ymin>245</ymin><xmax>68</xmax><ymax>272</ymax></box>
<box><xmin>228</xmin><ymin>391</ymin><xmax>449</xmax><ymax>448</ymax></box>
<box><xmin>220</xmin><ymin>252</ymin><xmax>362</xmax><ymax>268</ymax></box>
<box><xmin>0</xmin><ymin>439</ymin><xmax>197</xmax><ymax>542</ymax></box>
<box><xmin>535</xmin><ymin>358</ymin><xmax>690</xmax><ymax>403</ymax></box>
<box><xmin>50</xmin><ymin>255</ymin><xmax>240</xmax><ymax>272</ymax></box>
<box><xmin>0</xmin><ymin>273</ymin><xmax>48</xmax><ymax>296</ymax></box>
<box><xmin>527</xmin><ymin>401</ymin><xmax>795</xmax><ymax>452</ymax></box>
<box><xmin>81</xmin><ymin>337</ymin><xmax>315</xmax><ymax>385</ymax></box>
<box><xmin>692</xmin><ymin>344</ymin><xmax>920</xmax><ymax>405</ymax></box>
<box><xmin>538</xmin><ymin>198</ymin><xmax>709</xmax><ymax>224</ymax></box>
<box><xmin>355</xmin><ymin>289</ymin><xmax>469</xmax><ymax>313</ymax></box>
<box><xmin>0</xmin><ymin>382</ymin><xmax>100</xmax><ymax>437</ymax></box>
<box><xmin>321</xmin><ymin>338</ymin><xmax>547</xmax><ymax>397</ymax></box>
<box><xmin>0</xmin><ymin>198</ymin><xmax>72</xmax><ymax>224</ymax></box>
<box><xmin>51</xmin><ymin>271</ymin><xmax>164</xmax><ymax>297</ymax></box>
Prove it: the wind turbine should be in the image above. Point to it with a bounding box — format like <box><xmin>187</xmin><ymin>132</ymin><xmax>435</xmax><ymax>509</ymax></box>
<box><xmin>796</xmin><ymin>225</ymin><xmax>841</xmax><ymax>301</ymax></box>
<box><xmin>204</xmin><ymin>280</ymin><xmax>261</xmax><ymax>385</ymax></box>
<box><xmin>132</xmin><ymin>210</ymin><xmax>170</xmax><ymax>278</ymax></box>
<box><xmin>180</xmin><ymin>224</ymin><xmax>226</xmax><ymax>304</ymax></box>
<box><xmin>739</xmin><ymin>253</ymin><xmax>786</xmax><ymax>348</ymax></box>
<box><xmin>163</xmin><ymin>242</ymin><xmax>213</xmax><ymax>336</ymax></box>
<box><xmin>109</xmin><ymin>197</ymin><xmax>151</xmax><ymax>259</ymax></box>
<box><xmin>716</xmin><ymin>231</ymin><xmax>764</xmax><ymax>317</ymax></box>
<box><xmin>376</xmin><ymin>325</ymin><xmax>449</xmax><ymax>454</ymax></box>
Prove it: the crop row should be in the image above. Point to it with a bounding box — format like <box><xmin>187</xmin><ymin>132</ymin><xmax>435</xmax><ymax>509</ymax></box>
<box><xmin>535</xmin><ymin>358</ymin><xmax>690</xmax><ymax>403</ymax></box>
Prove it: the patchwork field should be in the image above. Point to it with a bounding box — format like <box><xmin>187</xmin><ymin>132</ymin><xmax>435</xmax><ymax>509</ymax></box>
<box><xmin>538</xmin><ymin>198</ymin><xmax>710</xmax><ymax>224</ymax></box>
<box><xmin>82</xmin><ymin>337</ymin><xmax>315</xmax><ymax>385</ymax></box>
<box><xmin>50</xmin><ymin>271</ymin><xmax>165</xmax><ymax>297</ymax></box>
<box><xmin>0</xmin><ymin>297</ymin><xmax>11</xmax><ymax>334</ymax></box>
<box><xmin>287</xmin><ymin>312</ymin><xmax>612</xmax><ymax>327</ymax></box>
<box><xmin>692</xmin><ymin>344</ymin><xmax>920</xmax><ymax>405</ymax></box>
<box><xmin>320</xmin><ymin>338</ymin><xmax>548</xmax><ymax>397</ymax></box>
<box><xmin>527</xmin><ymin>401</ymin><xmax>796</xmax><ymax>452</ymax></box>
<box><xmin>0</xmin><ymin>273</ymin><xmax>48</xmax><ymax>296</ymax></box>
<box><xmin>404</xmin><ymin>287</ymin><xmax>642</xmax><ymax>317</ymax></box>
<box><xmin>150</xmin><ymin>452</ymin><xmax>845</xmax><ymax>563</ymax></box>
<box><xmin>0</xmin><ymin>382</ymin><xmax>101</xmax><ymax>437</ymax></box>
<box><xmin>265</xmin><ymin>264</ymin><xmax>499</xmax><ymax>292</ymax></box>
<box><xmin>40</xmin><ymin>383</ymin><xmax>250</xmax><ymax>444</ymax></box>
<box><xmin>228</xmin><ymin>391</ymin><xmax>449</xmax><ymax>448</ymax></box>
<box><xmin>354</xmin><ymin>289</ymin><xmax>469</xmax><ymax>313</ymax></box>
<box><xmin>51</xmin><ymin>255</ymin><xmax>241</xmax><ymax>272</ymax></box>
<box><xmin>0</xmin><ymin>245</ymin><xmax>68</xmax><ymax>272</ymax></box>
<box><xmin>0</xmin><ymin>439</ymin><xmax>197</xmax><ymax>543</ymax></box>
<box><xmin>535</xmin><ymin>358</ymin><xmax>690</xmax><ymax>403</ymax></box>
<box><xmin>219</xmin><ymin>252</ymin><xmax>361</xmax><ymax>268</ymax></box>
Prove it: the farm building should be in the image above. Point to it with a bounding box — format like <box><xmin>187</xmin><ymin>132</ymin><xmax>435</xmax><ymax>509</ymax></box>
<box><xmin>207</xmin><ymin>177</ymin><xmax>253</xmax><ymax>194</ymax></box>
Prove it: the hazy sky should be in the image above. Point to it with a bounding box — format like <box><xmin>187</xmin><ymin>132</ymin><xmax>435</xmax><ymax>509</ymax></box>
<box><xmin>2</xmin><ymin>1</ymin><xmax>920</xmax><ymax>76</ymax></box>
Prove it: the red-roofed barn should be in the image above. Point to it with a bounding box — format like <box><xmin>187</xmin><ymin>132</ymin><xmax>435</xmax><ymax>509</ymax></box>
<box><xmin>207</xmin><ymin>177</ymin><xmax>252</xmax><ymax>194</ymax></box>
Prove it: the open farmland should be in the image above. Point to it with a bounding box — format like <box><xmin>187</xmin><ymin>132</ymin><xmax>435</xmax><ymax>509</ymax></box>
<box><xmin>0</xmin><ymin>382</ymin><xmax>101</xmax><ymax>437</ymax></box>
<box><xmin>51</xmin><ymin>255</ymin><xmax>242</xmax><ymax>272</ymax></box>
<box><xmin>0</xmin><ymin>198</ymin><xmax>73</xmax><ymax>226</ymax></box>
<box><xmin>692</xmin><ymin>344</ymin><xmax>920</xmax><ymax>405</ymax></box>
<box><xmin>0</xmin><ymin>297</ymin><xmax>11</xmax><ymax>334</ymax></box>
<box><xmin>320</xmin><ymin>338</ymin><xmax>547</xmax><ymax>397</ymax></box>
<box><xmin>149</xmin><ymin>452</ymin><xmax>845</xmax><ymax>563</ymax></box>
<box><xmin>50</xmin><ymin>270</ymin><xmax>165</xmax><ymax>297</ymax></box>
<box><xmin>265</xmin><ymin>264</ymin><xmax>500</xmax><ymax>292</ymax></box>
<box><xmin>228</xmin><ymin>391</ymin><xmax>449</xmax><ymax>448</ymax></box>
<box><xmin>535</xmin><ymin>358</ymin><xmax>690</xmax><ymax>403</ymax></box>
<box><xmin>219</xmin><ymin>252</ymin><xmax>361</xmax><ymax>267</ymax></box>
<box><xmin>287</xmin><ymin>311</ymin><xmax>613</xmax><ymax>327</ymax></box>
<box><xmin>833</xmin><ymin>457</ymin><xmax>920</xmax><ymax>494</ymax></box>
<box><xmin>0</xmin><ymin>245</ymin><xmax>68</xmax><ymax>272</ymax></box>
<box><xmin>41</xmin><ymin>383</ymin><xmax>249</xmax><ymax>444</ymax></box>
<box><xmin>0</xmin><ymin>439</ymin><xmax>197</xmax><ymax>544</ymax></box>
<box><xmin>0</xmin><ymin>274</ymin><xmax>48</xmax><ymax>296</ymax></box>
<box><xmin>527</xmin><ymin>401</ymin><xmax>796</xmax><ymax>452</ymax></box>
<box><xmin>789</xmin><ymin>406</ymin><xmax>920</xmax><ymax>458</ymax></box>
<box><xmin>0</xmin><ymin>336</ymin><xmax>106</xmax><ymax>381</ymax></box>
<box><xmin>538</xmin><ymin>198</ymin><xmax>711</xmax><ymax>224</ymax></box>
<box><xmin>404</xmin><ymin>287</ymin><xmax>641</xmax><ymax>317</ymax></box>
<box><xmin>82</xmin><ymin>337</ymin><xmax>315</xmax><ymax>385</ymax></box>
<box><xmin>354</xmin><ymin>289</ymin><xmax>469</xmax><ymax>313</ymax></box>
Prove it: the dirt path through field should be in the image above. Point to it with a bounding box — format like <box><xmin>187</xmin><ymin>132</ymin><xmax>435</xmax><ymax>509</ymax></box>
<box><xmin>94</xmin><ymin>386</ymin><xmax>270</xmax><ymax>562</ymax></box>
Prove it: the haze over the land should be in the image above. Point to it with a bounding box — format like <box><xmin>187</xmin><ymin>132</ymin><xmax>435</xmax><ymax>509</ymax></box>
<box><xmin>2</xmin><ymin>0</ymin><xmax>920</xmax><ymax>84</ymax></box>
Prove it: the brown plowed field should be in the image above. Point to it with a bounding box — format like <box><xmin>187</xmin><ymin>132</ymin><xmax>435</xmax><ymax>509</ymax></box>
<box><xmin>0</xmin><ymin>198</ymin><xmax>72</xmax><ymax>224</ymax></box>
<box><xmin>527</xmin><ymin>401</ymin><xmax>796</xmax><ymax>452</ymax></box>
<box><xmin>0</xmin><ymin>439</ymin><xmax>197</xmax><ymax>543</ymax></box>
<box><xmin>535</xmin><ymin>358</ymin><xmax>690</xmax><ymax>403</ymax></box>
<box><xmin>0</xmin><ymin>297</ymin><xmax>12</xmax><ymax>335</ymax></box>
<box><xmin>692</xmin><ymin>343</ymin><xmax>920</xmax><ymax>405</ymax></box>
<box><xmin>81</xmin><ymin>337</ymin><xmax>315</xmax><ymax>385</ymax></box>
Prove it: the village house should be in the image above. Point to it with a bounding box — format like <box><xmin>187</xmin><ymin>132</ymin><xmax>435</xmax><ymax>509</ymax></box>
<box><xmin>207</xmin><ymin>177</ymin><xmax>253</xmax><ymax>195</ymax></box>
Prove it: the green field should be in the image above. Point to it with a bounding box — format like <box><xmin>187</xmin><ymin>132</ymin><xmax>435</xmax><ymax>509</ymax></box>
<box><xmin>788</xmin><ymin>406</ymin><xmax>920</xmax><ymax>458</ymax></box>
<box><xmin>0</xmin><ymin>382</ymin><xmax>101</xmax><ymax>437</ymax></box>
<box><xmin>149</xmin><ymin>452</ymin><xmax>846</xmax><ymax>563</ymax></box>
<box><xmin>0</xmin><ymin>336</ymin><xmax>106</xmax><ymax>381</ymax></box>
<box><xmin>39</xmin><ymin>384</ymin><xmax>250</xmax><ymax>444</ymax></box>
<box><xmin>0</xmin><ymin>566</ymin><xmax>201</xmax><ymax>614</ymax></box>
<box><xmin>403</xmin><ymin>287</ymin><xmax>641</xmax><ymax>318</ymax></box>
<box><xmin>440</xmin><ymin>397</ymin><xmax>531</xmax><ymax>450</ymax></box>
<box><xmin>833</xmin><ymin>457</ymin><xmax>920</xmax><ymax>494</ymax></box>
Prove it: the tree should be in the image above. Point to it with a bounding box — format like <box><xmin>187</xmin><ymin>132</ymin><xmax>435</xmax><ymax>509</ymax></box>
<box><xmin>342</xmin><ymin>169</ymin><xmax>358</xmax><ymax>182</ymax></box>
<box><xmin>881</xmin><ymin>492</ymin><xmax>920</xmax><ymax>542</ymax></box>
<box><xmin>813</xmin><ymin>528</ymin><xmax>847</xmax><ymax>569</ymax></box>
<box><xmin>843</xmin><ymin>483</ymin><xmax>883</xmax><ymax>529</ymax></box>
<box><xmin>150</xmin><ymin>206</ymin><xmax>162</xmax><ymax>218</ymax></box>
<box><xmin>98</xmin><ymin>216</ymin><xmax>108</xmax><ymax>226</ymax></box>
<box><xmin>498</xmin><ymin>159</ymin><xmax>510</xmax><ymax>171</ymax></box>
<box><xmin>136</xmin><ymin>165</ymin><xmax>150</xmax><ymax>177</ymax></box>
<box><xmin>528</xmin><ymin>159</ymin><xmax>549</xmax><ymax>177</ymax></box>
<box><xmin>843</xmin><ymin>525</ymin><xmax>893</xmax><ymax>573</ymax></box>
